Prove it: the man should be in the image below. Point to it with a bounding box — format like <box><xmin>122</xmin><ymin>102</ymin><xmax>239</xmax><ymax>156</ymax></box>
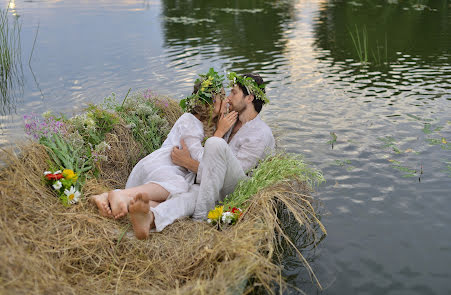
<box><xmin>129</xmin><ymin>73</ymin><xmax>275</xmax><ymax>239</ymax></box>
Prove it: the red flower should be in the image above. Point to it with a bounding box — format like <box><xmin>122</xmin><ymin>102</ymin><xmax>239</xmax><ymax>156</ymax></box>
<box><xmin>45</xmin><ymin>173</ymin><xmax>63</xmax><ymax>180</ymax></box>
<box><xmin>231</xmin><ymin>207</ymin><xmax>240</xmax><ymax>214</ymax></box>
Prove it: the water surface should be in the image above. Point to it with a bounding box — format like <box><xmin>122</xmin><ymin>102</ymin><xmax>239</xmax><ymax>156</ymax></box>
<box><xmin>1</xmin><ymin>0</ymin><xmax>450</xmax><ymax>293</ymax></box>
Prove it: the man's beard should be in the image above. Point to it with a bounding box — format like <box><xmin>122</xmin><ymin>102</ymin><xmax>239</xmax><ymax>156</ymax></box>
<box><xmin>230</xmin><ymin>103</ymin><xmax>246</xmax><ymax>114</ymax></box>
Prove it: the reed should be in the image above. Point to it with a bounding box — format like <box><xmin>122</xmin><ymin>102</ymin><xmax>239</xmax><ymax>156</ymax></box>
<box><xmin>0</xmin><ymin>6</ymin><xmax>23</xmax><ymax>114</ymax></box>
<box><xmin>349</xmin><ymin>25</ymin><xmax>389</xmax><ymax>66</ymax></box>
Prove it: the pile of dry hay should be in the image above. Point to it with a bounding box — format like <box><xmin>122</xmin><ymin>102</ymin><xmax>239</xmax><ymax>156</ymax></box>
<box><xmin>0</xmin><ymin>100</ymin><xmax>326</xmax><ymax>294</ymax></box>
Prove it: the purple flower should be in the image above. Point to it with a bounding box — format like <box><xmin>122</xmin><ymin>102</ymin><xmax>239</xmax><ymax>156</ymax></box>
<box><xmin>23</xmin><ymin>113</ymin><xmax>67</xmax><ymax>140</ymax></box>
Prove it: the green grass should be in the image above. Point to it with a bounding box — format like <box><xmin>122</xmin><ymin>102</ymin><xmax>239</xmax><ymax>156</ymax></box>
<box><xmin>223</xmin><ymin>153</ymin><xmax>325</xmax><ymax>209</ymax></box>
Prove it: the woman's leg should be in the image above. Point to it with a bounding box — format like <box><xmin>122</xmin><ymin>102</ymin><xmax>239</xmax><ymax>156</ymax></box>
<box><xmin>90</xmin><ymin>192</ymin><xmax>112</xmax><ymax>217</ymax></box>
<box><xmin>108</xmin><ymin>182</ymin><xmax>170</xmax><ymax>219</ymax></box>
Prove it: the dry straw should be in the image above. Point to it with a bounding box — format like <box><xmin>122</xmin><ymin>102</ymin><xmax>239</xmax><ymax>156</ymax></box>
<box><xmin>0</xmin><ymin>97</ymin><xmax>326</xmax><ymax>294</ymax></box>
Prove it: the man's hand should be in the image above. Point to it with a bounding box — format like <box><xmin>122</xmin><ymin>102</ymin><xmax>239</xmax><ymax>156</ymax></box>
<box><xmin>214</xmin><ymin>111</ymin><xmax>238</xmax><ymax>138</ymax></box>
<box><xmin>171</xmin><ymin>139</ymin><xmax>199</xmax><ymax>173</ymax></box>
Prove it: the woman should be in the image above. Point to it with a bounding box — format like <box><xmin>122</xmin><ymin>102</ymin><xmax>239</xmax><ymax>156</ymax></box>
<box><xmin>91</xmin><ymin>69</ymin><xmax>237</xmax><ymax>220</ymax></box>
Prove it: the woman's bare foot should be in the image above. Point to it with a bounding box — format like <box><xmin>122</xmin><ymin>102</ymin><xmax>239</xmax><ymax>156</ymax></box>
<box><xmin>108</xmin><ymin>190</ymin><xmax>129</xmax><ymax>219</ymax></box>
<box><xmin>90</xmin><ymin>192</ymin><xmax>112</xmax><ymax>217</ymax></box>
<box><xmin>129</xmin><ymin>193</ymin><xmax>155</xmax><ymax>240</ymax></box>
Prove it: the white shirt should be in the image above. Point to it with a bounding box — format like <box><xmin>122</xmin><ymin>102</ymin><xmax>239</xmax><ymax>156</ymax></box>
<box><xmin>197</xmin><ymin>115</ymin><xmax>275</xmax><ymax>180</ymax></box>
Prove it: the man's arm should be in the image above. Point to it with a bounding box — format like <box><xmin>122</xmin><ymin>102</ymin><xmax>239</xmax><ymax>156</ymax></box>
<box><xmin>171</xmin><ymin>139</ymin><xmax>199</xmax><ymax>173</ymax></box>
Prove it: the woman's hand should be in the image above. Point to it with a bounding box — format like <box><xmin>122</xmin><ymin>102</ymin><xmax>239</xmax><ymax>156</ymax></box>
<box><xmin>214</xmin><ymin>111</ymin><xmax>238</xmax><ymax>138</ymax></box>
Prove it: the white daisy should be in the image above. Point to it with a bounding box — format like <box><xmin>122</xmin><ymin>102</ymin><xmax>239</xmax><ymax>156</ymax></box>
<box><xmin>52</xmin><ymin>181</ymin><xmax>62</xmax><ymax>190</ymax></box>
<box><xmin>221</xmin><ymin>212</ymin><xmax>234</xmax><ymax>224</ymax></box>
<box><xmin>44</xmin><ymin>171</ymin><xmax>52</xmax><ymax>175</ymax></box>
<box><xmin>64</xmin><ymin>186</ymin><xmax>81</xmax><ymax>204</ymax></box>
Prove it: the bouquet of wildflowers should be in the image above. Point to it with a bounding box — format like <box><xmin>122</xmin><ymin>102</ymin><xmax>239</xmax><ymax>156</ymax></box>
<box><xmin>207</xmin><ymin>205</ymin><xmax>243</xmax><ymax>227</ymax></box>
<box><xmin>43</xmin><ymin>169</ymin><xmax>81</xmax><ymax>206</ymax></box>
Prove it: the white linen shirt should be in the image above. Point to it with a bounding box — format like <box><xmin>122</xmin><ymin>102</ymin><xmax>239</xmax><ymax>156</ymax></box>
<box><xmin>196</xmin><ymin>115</ymin><xmax>275</xmax><ymax>181</ymax></box>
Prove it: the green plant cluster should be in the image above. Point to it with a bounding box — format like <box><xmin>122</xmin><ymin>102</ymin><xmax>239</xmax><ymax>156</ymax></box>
<box><xmin>223</xmin><ymin>153</ymin><xmax>325</xmax><ymax>209</ymax></box>
<box><xmin>26</xmin><ymin>90</ymin><xmax>172</xmax><ymax>194</ymax></box>
<box><xmin>227</xmin><ymin>72</ymin><xmax>269</xmax><ymax>104</ymax></box>
<box><xmin>180</xmin><ymin>67</ymin><xmax>225</xmax><ymax>112</ymax></box>
<box><xmin>113</xmin><ymin>92</ymin><xmax>171</xmax><ymax>155</ymax></box>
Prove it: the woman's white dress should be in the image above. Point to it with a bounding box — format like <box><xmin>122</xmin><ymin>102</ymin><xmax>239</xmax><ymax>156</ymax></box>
<box><xmin>125</xmin><ymin>113</ymin><xmax>204</xmax><ymax>198</ymax></box>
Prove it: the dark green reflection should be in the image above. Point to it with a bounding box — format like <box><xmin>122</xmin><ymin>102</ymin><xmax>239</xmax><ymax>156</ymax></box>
<box><xmin>160</xmin><ymin>0</ymin><xmax>296</xmax><ymax>72</ymax></box>
<box><xmin>313</xmin><ymin>0</ymin><xmax>451</xmax><ymax>65</ymax></box>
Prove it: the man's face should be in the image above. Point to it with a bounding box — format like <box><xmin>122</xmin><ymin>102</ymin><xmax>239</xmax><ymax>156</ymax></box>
<box><xmin>226</xmin><ymin>85</ymin><xmax>247</xmax><ymax>113</ymax></box>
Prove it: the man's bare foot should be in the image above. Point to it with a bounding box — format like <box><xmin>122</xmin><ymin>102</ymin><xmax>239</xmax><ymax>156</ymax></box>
<box><xmin>108</xmin><ymin>190</ymin><xmax>129</xmax><ymax>219</ymax></box>
<box><xmin>129</xmin><ymin>193</ymin><xmax>155</xmax><ymax>240</ymax></box>
<box><xmin>90</xmin><ymin>192</ymin><xmax>112</xmax><ymax>217</ymax></box>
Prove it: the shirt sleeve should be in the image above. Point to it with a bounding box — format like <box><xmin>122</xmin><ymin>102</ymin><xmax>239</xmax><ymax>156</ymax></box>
<box><xmin>177</xmin><ymin>114</ymin><xmax>204</xmax><ymax>162</ymax></box>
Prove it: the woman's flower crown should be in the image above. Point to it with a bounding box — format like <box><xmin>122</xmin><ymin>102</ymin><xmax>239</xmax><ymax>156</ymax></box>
<box><xmin>180</xmin><ymin>68</ymin><xmax>225</xmax><ymax>112</ymax></box>
<box><xmin>227</xmin><ymin>72</ymin><xmax>269</xmax><ymax>104</ymax></box>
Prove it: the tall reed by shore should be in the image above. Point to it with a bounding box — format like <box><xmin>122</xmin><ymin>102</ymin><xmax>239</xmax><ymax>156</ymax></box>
<box><xmin>0</xmin><ymin>7</ymin><xmax>23</xmax><ymax>115</ymax></box>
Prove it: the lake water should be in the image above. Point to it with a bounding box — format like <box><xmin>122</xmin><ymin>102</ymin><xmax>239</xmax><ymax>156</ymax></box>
<box><xmin>1</xmin><ymin>0</ymin><xmax>450</xmax><ymax>294</ymax></box>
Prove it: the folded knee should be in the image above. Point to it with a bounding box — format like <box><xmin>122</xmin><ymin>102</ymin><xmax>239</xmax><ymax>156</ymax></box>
<box><xmin>204</xmin><ymin>137</ymin><xmax>227</xmax><ymax>153</ymax></box>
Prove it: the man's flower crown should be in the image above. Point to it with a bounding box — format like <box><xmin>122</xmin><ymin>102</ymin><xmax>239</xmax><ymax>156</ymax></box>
<box><xmin>227</xmin><ymin>72</ymin><xmax>269</xmax><ymax>104</ymax></box>
<box><xmin>180</xmin><ymin>68</ymin><xmax>225</xmax><ymax>112</ymax></box>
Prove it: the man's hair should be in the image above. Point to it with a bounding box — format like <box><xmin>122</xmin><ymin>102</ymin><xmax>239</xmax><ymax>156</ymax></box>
<box><xmin>236</xmin><ymin>73</ymin><xmax>266</xmax><ymax>113</ymax></box>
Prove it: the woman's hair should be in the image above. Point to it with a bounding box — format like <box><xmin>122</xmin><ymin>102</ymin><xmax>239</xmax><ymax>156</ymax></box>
<box><xmin>191</xmin><ymin>103</ymin><xmax>217</xmax><ymax>138</ymax></box>
<box><xmin>189</xmin><ymin>82</ymin><xmax>220</xmax><ymax>138</ymax></box>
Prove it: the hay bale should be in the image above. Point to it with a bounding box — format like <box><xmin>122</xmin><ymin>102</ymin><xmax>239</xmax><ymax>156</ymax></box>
<box><xmin>0</xmin><ymin>97</ymin><xmax>325</xmax><ymax>294</ymax></box>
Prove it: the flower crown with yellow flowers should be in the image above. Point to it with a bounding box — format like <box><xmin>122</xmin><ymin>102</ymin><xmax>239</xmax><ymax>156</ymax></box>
<box><xmin>227</xmin><ymin>72</ymin><xmax>269</xmax><ymax>104</ymax></box>
<box><xmin>180</xmin><ymin>68</ymin><xmax>225</xmax><ymax>113</ymax></box>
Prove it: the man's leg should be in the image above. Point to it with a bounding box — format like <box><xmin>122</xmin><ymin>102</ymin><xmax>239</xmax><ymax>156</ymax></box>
<box><xmin>129</xmin><ymin>193</ymin><xmax>160</xmax><ymax>240</ymax></box>
<box><xmin>150</xmin><ymin>184</ymin><xmax>199</xmax><ymax>232</ymax></box>
<box><xmin>192</xmin><ymin>137</ymin><xmax>246</xmax><ymax>220</ymax></box>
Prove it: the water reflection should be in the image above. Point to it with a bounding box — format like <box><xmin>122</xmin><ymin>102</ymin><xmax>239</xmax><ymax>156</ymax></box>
<box><xmin>311</xmin><ymin>0</ymin><xmax>451</xmax><ymax>105</ymax></box>
<box><xmin>313</xmin><ymin>0</ymin><xmax>451</xmax><ymax>66</ymax></box>
<box><xmin>161</xmin><ymin>0</ymin><xmax>296</xmax><ymax>73</ymax></box>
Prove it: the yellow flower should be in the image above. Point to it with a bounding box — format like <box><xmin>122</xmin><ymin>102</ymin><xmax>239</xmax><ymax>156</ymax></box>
<box><xmin>63</xmin><ymin>169</ymin><xmax>78</xmax><ymax>181</ymax></box>
<box><xmin>208</xmin><ymin>206</ymin><xmax>223</xmax><ymax>220</ymax></box>
<box><xmin>442</xmin><ymin>137</ymin><xmax>447</xmax><ymax>144</ymax></box>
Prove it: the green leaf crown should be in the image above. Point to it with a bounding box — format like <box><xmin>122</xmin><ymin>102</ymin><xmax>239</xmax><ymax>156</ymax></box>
<box><xmin>227</xmin><ymin>72</ymin><xmax>269</xmax><ymax>104</ymax></box>
<box><xmin>180</xmin><ymin>68</ymin><xmax>225</xmax><ymax>112</ymax></box>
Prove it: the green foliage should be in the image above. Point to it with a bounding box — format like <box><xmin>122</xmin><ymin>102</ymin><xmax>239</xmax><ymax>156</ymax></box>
<box><xmin>227</xmin><ymin>71</ymin><xmax>268</xmax><ymax>104</ymax></box>
<box><xmin>115</xmin><ymin>92</ymin><xmax>170</xmax><ymax>154</ymax></box>
<box><xmin>378</xmin><ymin>136</ymin><xmax>402</xmax><ymax>153</ymax></box>
<box><xmin>422</xmin><ymin>123</ymin><xmax>443</xmax><ymax>135</ymax></box>
<box><xmin>223</xmin><ymin>154</ymin><xmax>325</xmax><ymax>209</ymax></box>
<box><xmin>327</xmin><ymin>132</ymin><xmax>337</xmax><ymax>149</ymax></box>
<box><xmin>39</xmin><ymin>133</ymin><xmax>91</xmax><ymax>176</ymax></box>
<box><xmin>333</xmin><ymin>159</ymin><xmax>355</xmax><ymax>171</ymax></box>
<box><xmin>180</xmin><ymin>67</ymin><xmax>225</xmax><ymax>112</ymax></box>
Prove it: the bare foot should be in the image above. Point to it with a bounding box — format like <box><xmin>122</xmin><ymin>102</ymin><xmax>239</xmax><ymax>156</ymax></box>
<box><xmin>129</xmin><ymin>193</ymin><xmax>154</xmax><ymax>240</ymax></box>
<box><xmin>108</xmin><ymin>190</ymin><xmax>129</xmax><ymax>219</ymax></box>
<box><xmin>90</xmin><ymin>192</ymin><xmax>112</xmax><ymax>217</ymax></box>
